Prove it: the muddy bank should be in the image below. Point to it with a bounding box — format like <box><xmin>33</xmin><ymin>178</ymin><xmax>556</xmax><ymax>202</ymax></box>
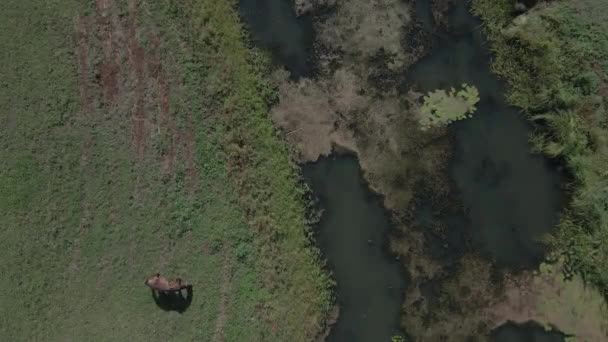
<box><xmin>303</xmin><ymin>156</ymin><xmax>406</xmax><ymax>341</ymax></box>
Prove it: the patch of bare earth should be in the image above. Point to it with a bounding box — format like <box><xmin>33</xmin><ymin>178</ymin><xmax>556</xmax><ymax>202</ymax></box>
<box><xmin>127</xmin><ymin>0</ymin><xmax>147</xmax><ymax>160</ymax></box>
<box><xmin>212</xmin><ymin>250</ymin><xmax>233</xmax><ymax>342</ymax></box>
<box><xmin>96</xmin><ymin>0</ymin><xmax>119</xmax><ymax>104</ymax></box>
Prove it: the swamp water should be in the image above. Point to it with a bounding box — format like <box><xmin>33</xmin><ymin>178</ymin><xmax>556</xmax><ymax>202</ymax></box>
<box><xmin>303</xmin><ymin>157</ymin><xmax>405</xmax><ymax>341</ymax></box>
<box><xmin>409</xmin><ymin>0</ymin><xmax>563</xmax><ymax>268</ymax></box>
<box><xmin>490</xmin><ymin>321</ymin><xmax>566</xmax><ymax>342</ymax></box>
<box><xmin>238</xmin><ymin>0</ymin><xmax>315</xmax><ymax>78</ymax></box>
<box><xmin>240</xmin><ymin>0</ymin><xmax>565</xmax><ymax>340</ymax></box>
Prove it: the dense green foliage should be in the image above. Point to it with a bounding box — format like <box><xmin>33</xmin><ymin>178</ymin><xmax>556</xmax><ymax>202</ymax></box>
<box><xmin>472</xmin><ymin>0</ymin><xmax>608</xmax><ymax>293</ymax></box>
<box><xmin>418</xmin><ymin>84</ymin><xmax>480</xmax><ymax>129</ymax></box>
<box><xmin>0</xmin><ymin>0</ymin><xmax>331</xmax><ymax>340</ymax></box>
<box><xmin>189</xmin><ymin>1</ymin><xmax>334</xmax><ymax>339</ymax></box>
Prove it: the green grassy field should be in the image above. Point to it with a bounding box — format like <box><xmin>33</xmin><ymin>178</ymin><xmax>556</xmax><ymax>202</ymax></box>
<box><xmin>0</xmin><ymin>0</ymin><xmax>331</xmax><ymax>340</ymax></box>
<box><xmin>472</xmin><ymin>0</ymin><xmax>608</xmax><ymax>295</ymax></box>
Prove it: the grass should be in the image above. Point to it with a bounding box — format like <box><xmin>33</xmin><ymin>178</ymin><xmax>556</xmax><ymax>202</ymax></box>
<box><xmin>472</xmin><ymin>0</ymin><xmax>608</xmax><ymax>295</ymax></box>
<box><xmin>0</xmin><ymin>0</ymin><xmax>331</xmax><ymax>340</ymax></box>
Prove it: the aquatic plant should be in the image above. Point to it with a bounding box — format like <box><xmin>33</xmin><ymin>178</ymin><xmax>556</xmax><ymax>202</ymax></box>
<box><xmin>417</xmin><ymin>84</ymin><xmax>480</xmax><ymax>129</ymax></box>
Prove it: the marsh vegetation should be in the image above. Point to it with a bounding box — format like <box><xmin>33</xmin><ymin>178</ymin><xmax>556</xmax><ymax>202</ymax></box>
<box><xmin>259</xmin><ymin>0</ymin><xmax>608</xmax><ymax>340</ymax></box>
<box><xmin>473</xmin><ymin>0</ymin><xmax>608</xmax><ymax>300</ymax></box>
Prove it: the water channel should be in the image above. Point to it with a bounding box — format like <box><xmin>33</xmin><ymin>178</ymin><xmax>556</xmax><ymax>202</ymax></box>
<box><xmin>408</xmin><ymin>0</ymin><xmax>563</xmax><ymax>269</ymax></box>
<box><xmin>239</xmin><ymin>0</ymin><xmax>565</xmax><ymax>340</ymax></box>
<box><xmin>303</xmin><ymin>156</ymin><xmax>406</xmax><ymax>341</ymax></box>
<box><xmin>490</xmin><ymin>321</ymin><xmax>566</xmax><ymax>342</ymax></box>
<box><xmin>238</xmin><ymin>0</ymin><xmax>315</xmax><ymax>78</ymax></box>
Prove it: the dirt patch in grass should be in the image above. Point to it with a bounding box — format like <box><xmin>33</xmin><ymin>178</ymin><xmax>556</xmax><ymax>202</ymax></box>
<box><xmin>96</xmin><ymin>0</ymin><xmax>120</xmax><ymax>105</ymax></box>
<box><xmin>127</xmin><ymin>0</ymin><xmax>147</xmax><ymax>160</ymax></box>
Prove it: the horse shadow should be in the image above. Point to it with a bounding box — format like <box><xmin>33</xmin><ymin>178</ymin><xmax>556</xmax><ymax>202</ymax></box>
<box><xmin>150</xmin><ymin>285</ymin><xmax>193</xmax><ymax>313</ymax></box>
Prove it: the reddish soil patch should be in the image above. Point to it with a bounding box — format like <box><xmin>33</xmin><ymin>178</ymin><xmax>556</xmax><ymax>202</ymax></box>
<box><xmin>96</xmin><ymin>0</ymin><xmax>119</xmax><ymax>104</ymax></box>
<box><xmin>128</xmin><ymin>0</ymin><xmax>147</xmax><ymax>160</ymax></box>
<box><xmin>146</xmin><ymin>36</ymin><xmax>163</xmax><ymax>79</ymax></box>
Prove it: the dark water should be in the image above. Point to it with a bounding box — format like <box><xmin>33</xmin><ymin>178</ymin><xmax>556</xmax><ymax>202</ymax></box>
<box><xmin>414</xmin><ymin>0</ymin><xmax>434</xmax><ymax>32</ymax></box>
<box><xmin>303</xmin><ymin>156</ymin><xmax>406</xmax><ymax>342</ymax></box>
<box><xmin>238</xmin><ymin>0</ymin><xmax>314</xmax><ymax>78</ymax></box>
<box><xmin>409</xmin><ymin>0</ymin><xmax>563</xmax><ymax>268</ymax></box>
<box><xmin>491</xmin><ymin>321</ymin><xmax>566</xmax><ymax>342</ymax></box>
<box><xmin>240</xmin><ymin>0</ymin><xmax>565</xmax><ymax>339</ymax></box>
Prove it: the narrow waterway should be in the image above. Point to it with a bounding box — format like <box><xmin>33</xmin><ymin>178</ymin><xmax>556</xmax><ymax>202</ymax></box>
<box><xmin>238</xmin><ymin>0</ymin><xmax>315</xmax><ymax>78</ymax></box>
<box><xmin>408</xmin><ymin>0</ymin><xmax>563</xmax><ymax>268</ymax></box>
<box><xmin>303</xmin><ymin>156</ymin><xmax>406</xmax><ymax>341</ymax></box>
<box><xmin>239</xmin><ymin>0</ymin><xmax>565</xmax><ymax>340</ymax></box>
<box><xmin>490</xmin><ymin>321</ymin><xmax>566</xmax><ymax>342</ymax></box>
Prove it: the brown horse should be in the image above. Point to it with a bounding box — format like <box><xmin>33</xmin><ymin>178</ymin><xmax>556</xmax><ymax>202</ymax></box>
<box><xmin>145</xmin><ymin>273</ymin><xmax>190</xmax><ymax>293</ymax></box>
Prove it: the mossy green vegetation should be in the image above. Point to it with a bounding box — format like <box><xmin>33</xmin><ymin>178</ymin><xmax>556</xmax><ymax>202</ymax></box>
<box><xmin>472</xmin><ymin>0</ymin><xmax>608</xmax><ymax>295</ymax></box>
<box><xmin>0</xmin><ymin>0</ymin><xmax>331</xmax><ymax>340</ymax></box>
<box><xmin>418</xmin><ymin>84</ymin><xmax>480</xmax><ymax>129</ymax></box>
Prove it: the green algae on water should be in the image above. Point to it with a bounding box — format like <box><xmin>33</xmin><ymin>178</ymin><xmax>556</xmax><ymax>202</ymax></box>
<box><xmin>418</xmin><ymin>84</ymin><xmax>480</xmax><ymax>129</ymax></box>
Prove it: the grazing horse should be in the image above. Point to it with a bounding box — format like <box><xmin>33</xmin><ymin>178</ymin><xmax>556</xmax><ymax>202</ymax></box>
<box><xmin>145</xmin><ymin>273</ymin><xmax>190</xmax><ymax>293</ymax></box>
